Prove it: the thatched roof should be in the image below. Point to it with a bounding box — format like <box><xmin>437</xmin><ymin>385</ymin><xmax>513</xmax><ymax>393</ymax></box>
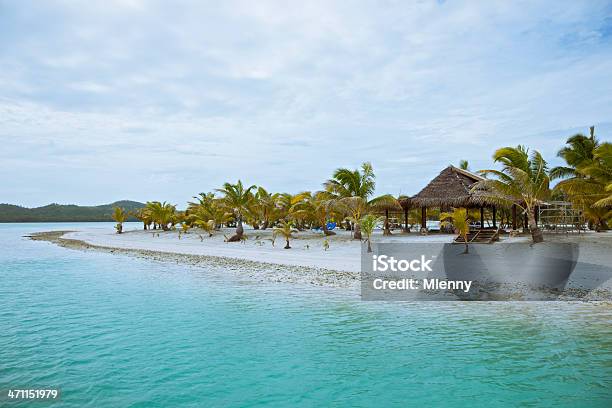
<box><xmin>411</xmin><ymin>166</ymin><xmax>486</xmax><ymax>207</ymax></box>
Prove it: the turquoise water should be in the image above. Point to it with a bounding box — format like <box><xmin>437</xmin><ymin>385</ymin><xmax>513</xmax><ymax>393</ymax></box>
<box><xmin>1</xmin><ymin>223</ymin><xmax>611</xmax><ymax>407</ymax></box>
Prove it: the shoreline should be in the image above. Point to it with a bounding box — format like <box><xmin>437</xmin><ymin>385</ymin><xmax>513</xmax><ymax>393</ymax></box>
<box><xmin>28</xmin><ymin>228</ymin><xmax>612</xmax><ymax>300</ymax></box>
<box><xmin>28</xmin><ymin>230</ymin><xmax>361</xmax><ymax>288</ymax></box>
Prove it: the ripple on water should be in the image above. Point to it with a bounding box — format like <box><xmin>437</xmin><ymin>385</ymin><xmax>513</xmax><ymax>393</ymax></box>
<box><xmin>1</xmin><ymin>224</ymin><xmax>611</xmax><ymax>407</ymax></box>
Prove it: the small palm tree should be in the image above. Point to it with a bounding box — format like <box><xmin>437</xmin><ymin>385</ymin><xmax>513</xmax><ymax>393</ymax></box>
<box><xmin>195</xmin><ymin>219</ymin><xmax>215</xmax><ymax>237</ymax></box>
<box><xmin>359</xmin><ymin>214</ymin><xmax>382</xmax><ymax>253</ymax></box>
<box><xmin>324</xmin><ymin>162</ymin><xmax>376</xmax><ymax>239</ymax></box>
<box><xmin>216</xmin><ymin>180</ymin><xmax>256</xmax><ymax>241</ymax></box>
<box><xmin>273</xmin><ymin>220</ymin><xmax>298</xmax><ymax>249</ymax></box>
<box><xmin>112</xmin><ymin>207</ymin><xmax>128</xmax><ymax>234</ymax></box>
<box><xmin>440</xmin><ymin>208</ymin><xmax>470</xmax><ymax>254</ymax></box>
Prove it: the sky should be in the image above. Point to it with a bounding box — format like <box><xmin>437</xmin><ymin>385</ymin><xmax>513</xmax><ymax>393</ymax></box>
<box><xmin>1</xmin><ymin>0</ymin><xmax>611</xmax><ymax>207</ymax></box>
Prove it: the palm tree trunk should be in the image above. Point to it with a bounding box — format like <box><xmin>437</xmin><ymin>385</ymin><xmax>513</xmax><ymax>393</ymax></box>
<box><xmin>383</xmin><ymin>210</ymin><xmax>391</xmax><ymax>236</ymax></box>
<box><xmin>463</xmin><ymin>242</ymin><xmax>469</xmax><ymax>254</ymax></box>
<box><xmin>227</xmin><ymin>215</ymin><xmax>245</xmax><ymax>242</ymax></box>
<box><xmin>367</xmin><ymin>239</ymin><xmax>372</xmax><ymax>253</ymax></box>
<box><xmin>528</xmin><ymin>208</ymin><xmax>543</xmax><ymax>243</ymax></box>
<box><xmin>284</xmin><ymin>239</ymin><xmax>290</xmax><ymax>249</ymax></box>
<box><xmin>353</xmin><ymin>223</ymin><xmax>362</xmax><ymax>240</ymax></box>
<box><xmin>236</xmin><ymin>217</ymin><xmax>244</xmax><ymax>235</ymax></box>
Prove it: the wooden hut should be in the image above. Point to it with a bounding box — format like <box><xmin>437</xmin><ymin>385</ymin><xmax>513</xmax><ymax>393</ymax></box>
<box><xmin>411</xmin><ymin>165</ymin><xmax>499</xmax><ymax>231</ymax></box>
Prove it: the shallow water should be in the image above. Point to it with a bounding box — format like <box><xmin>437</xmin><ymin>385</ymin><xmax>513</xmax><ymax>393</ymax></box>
<box><xmin>1</xmin><ymin>223</ymin><xmax>611</xmax><ymax>407</ymax></box>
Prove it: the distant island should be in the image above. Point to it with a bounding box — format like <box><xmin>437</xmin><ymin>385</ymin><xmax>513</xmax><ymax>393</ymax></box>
<box><xmin>0</xmin><ymin>200</ymin><xmax>145</xmax><ymax>222</ymax></box>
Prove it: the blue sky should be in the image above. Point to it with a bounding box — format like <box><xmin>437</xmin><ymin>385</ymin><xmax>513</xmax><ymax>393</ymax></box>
<box><xmin>1</xmin><ymin>0</ymin><xmax>611</xmax><ymax>207</ymax></box>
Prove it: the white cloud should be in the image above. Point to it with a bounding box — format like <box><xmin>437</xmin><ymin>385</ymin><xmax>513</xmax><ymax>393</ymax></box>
<box><xmin>0</xmin><ymin>0</ymin><xmax>611</xmax><ymax>206</ymax></box>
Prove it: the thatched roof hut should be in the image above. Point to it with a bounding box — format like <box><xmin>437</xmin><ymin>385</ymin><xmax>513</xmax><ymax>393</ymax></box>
<box><xmin>411</xmin><ymin>165</ymin><xmax>485</xmax><ymax>208</ymax></box>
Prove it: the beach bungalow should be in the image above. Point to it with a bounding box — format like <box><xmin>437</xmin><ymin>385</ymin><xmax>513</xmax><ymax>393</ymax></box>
<box><xmin>410</xmin><ymin>166</ymin><xmax>501</xmax><ymax>242</ymax></box>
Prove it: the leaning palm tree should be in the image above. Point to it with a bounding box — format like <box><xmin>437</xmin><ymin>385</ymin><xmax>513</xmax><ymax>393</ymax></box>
<box><xmin>273</xmin><ymin>220</ymin><xmax>298</xmax><ymax>249</ymax></box>
<box><xmin>440</xmin><ymin>208</ymin><xmax>470</xmax><ymax>254</ymax></box>
<box><xmin>360</xmin><ymin>214</ymin><xmax>382</xmax><ymax>253</ymax></box>
<box><xmin>472</xmin><ymin>146</ymin><xmax>550</xmax><ymax>243</ymax></box>
<box><xmin>112</xmin><ymin>207</ymin><xmax>128</xmax><ymax>234</ymax></box>
<box><xmin>216</xmin><ymin>180</ymin><xmax>256</xmax><ymax>242</ymax></box>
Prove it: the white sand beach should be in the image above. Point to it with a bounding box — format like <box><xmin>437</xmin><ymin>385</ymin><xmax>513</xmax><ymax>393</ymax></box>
<box><xmin>31</xmin><ymin>226</ymin><xmax>612</xmax><ymax>297</ymax></box>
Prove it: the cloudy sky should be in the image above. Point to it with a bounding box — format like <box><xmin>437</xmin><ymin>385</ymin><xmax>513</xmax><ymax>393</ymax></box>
<box><xmin>1</xmin><ymin>0</ymin><xmax>611</xmax><ymax>207</ymax></box>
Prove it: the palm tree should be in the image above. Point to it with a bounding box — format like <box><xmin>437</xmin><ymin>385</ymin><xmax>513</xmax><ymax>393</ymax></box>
<box><xmin>253</xmin><ymin>187</ymin><xmax>281</xmax><ymax>230</ymax></box>
<box><xmin>146</xmin><ymin>201</ymin><xmax>176</xmax><ymax>231</ymax></box>
<box><xmin>550</xmin><ymin>126</ymin><xmax>598</xmax><ymax>180</ymax></box>
<box><xmin>273</xmin><ymin>220</ymin><xmax>297</xmax><ymax>249</ymax></box>
<box><xmin>216</xmin><ymin>180</ymin><xmax>256</xmax><ymax>241</ymax></box>
<box><xmin>188</xmin><ymin>192</ymin><xmax>232</xmax><ymax>230</ymax></box>
<box><xmin>324</xmin><ymin>162</ymin><xmax>380</xmax><ymax>239</ymax></box>
<box><xmin>459</xmin><ymin>160</ymin><xmax>470</xmax><ymax>170</ymax></box>
<box><xmin>555</xmin><ymin>142</ymin><xmax>611</xmax><ymax>230</ymax></box>
<box><xmin>112</xmin><ymin>207</ymin><xmax>128</xmax><ymax>234</ymax></box>
<box><xmin>472</xmin><ymin>146</ymin><xmax>550</xmax><ymax>243</ymax></box>
<box><xmin>440</xmin><ymin>208</ymin><xmax>470</xmax><ymax>254</ymax></box>
<box><xmin>195</xmin><ymin>219</ymin><xmax>215</xmax><ymax>237</ymax></box>
<box><xmin>131</xmin><ymin>207</ymin><xmax>152</xmax><ymax>230</ymax></box>
<box><xmin>360</xmin><ymin>214</ymin><xmax>381</xmax><ymax>253</ymax></box>
<box><xmin>291</xmin><ymin>191</ymin><xmax>337</xmax><ymax>235</ymax></box>
<box><xmin>551</xmin><ymin>127</ymin><xmax>610</xmax><ymax>231</ymax></box>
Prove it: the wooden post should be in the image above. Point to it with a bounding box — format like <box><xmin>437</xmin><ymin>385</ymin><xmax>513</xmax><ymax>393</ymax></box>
<box><xmin>480</xmin><ymin>207</ymin><xmax>484</xmax><ymax>229</ymax></box>
<box><xmin>492</xmin><ymin>206</ymin><xmax>497</xmax><ymax>228</ymax></box>
<box><xmin>404</xmin><ymin>207</ymin><xmax>408</xmax><ymax>232</ymax></box>
<box><xmin>512</xmin><ymin>204</ymin><xmax>517</xmax><ymax>230</ymax></box>
<box><xmin>421</xmin><ymin>207</ymin><xmax>427</xmax><ymax>229</ymax></box>
<box><xmin>384</xmin><ymin>209</ymin><xmax>390</xmax><ymax>236</ymax></box>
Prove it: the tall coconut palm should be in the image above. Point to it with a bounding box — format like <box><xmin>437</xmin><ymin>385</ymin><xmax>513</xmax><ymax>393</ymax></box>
<box><xmin>440</xmin><ymin>208</ymin><xmax>470</xmax><ymax>254</ymax></box>
<box><xmin>550</xmin><ymin>126</ymin><xmax>598</xmax><ymax>180</ymax></box>
<box><xmin>216</xmin><ymin>180</ymin><xmax>256</xmax><ymax>241</ymax></box>
<box><xmin>359</xmin><ymin>214</ymin><xmax>382</xmax><ymax>253</ymax></box>
<box><xmin>472</xmin><ymin>146</ymin><xmax>550</xmax><ymax>243</ymax></box>
<box><xmin>112</xmin><ymin>207</ymin><xmax>128</xmax><ymax>234</ymax></box>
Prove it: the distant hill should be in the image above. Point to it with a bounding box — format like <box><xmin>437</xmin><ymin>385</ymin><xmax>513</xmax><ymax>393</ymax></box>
<box><xmin>0</xmin><ymin>200</ymin><xmax>145</xmax><ymax>222</ymax></box>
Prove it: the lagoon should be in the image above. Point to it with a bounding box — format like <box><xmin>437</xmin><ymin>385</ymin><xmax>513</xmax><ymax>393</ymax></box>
<box><xmin>1</xmin><ymin>223</ymin><xmax>611</xmax><ymax>407</ymax></box>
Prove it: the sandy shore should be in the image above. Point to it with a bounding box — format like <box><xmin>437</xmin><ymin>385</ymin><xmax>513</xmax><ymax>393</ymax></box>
<box><xmin>28</xmin><ymin>226</ymin><xmax>612</xmax><ymax>299</ymax></box>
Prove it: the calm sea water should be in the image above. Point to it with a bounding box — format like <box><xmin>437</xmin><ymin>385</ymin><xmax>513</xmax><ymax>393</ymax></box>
<box><xmin>1</xmin><ymin>223</ymin><xmax>611</xmax><ymax>407</ymax></box>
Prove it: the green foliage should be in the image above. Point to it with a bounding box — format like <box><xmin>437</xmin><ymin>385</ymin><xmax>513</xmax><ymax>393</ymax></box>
<box><xmin>0</xmin><ymin>201</ymin><xmax>145</xmax><ymax>222</ymax></box>
<box><xmin>472</xmin><ymin>145</ymin><xmax>550</xmax><ymax>241</ymax></box>
<box><xmin>359</xmin><ymin>214</ymin><xmax>382</xmax><ymax>252</ymax></box>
